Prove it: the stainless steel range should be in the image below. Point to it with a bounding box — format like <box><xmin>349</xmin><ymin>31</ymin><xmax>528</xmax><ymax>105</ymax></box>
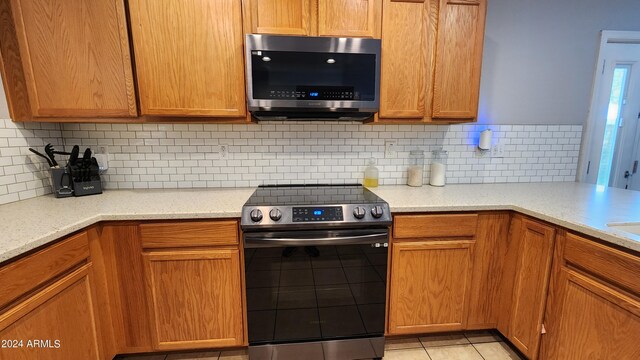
<box><xmin>241</xmin><ymin>184</ymin><xmax>391</xmax><ymax>360</ymax></box>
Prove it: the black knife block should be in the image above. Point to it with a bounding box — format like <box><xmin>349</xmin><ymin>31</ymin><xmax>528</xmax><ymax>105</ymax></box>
<box><xmin>67</xmin><ymin>158</ymin><xmax>102</xmax><ymax>197</ymax></box>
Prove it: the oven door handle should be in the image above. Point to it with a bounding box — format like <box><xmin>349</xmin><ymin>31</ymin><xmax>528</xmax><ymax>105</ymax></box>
<box><xmin>244</xmin><ymin>231</ymin><xmax>389</xmax><ymax>248</ymax></box>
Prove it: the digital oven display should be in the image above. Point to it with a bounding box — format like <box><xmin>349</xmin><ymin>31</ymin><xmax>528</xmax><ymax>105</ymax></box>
<box><xmin>293</xmin><ymin>207</ymin><xmax>343</xmax><ymax>222</ymax></box>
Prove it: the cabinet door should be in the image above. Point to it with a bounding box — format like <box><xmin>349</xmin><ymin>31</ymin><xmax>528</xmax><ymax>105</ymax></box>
<box><xmin>0</xmin><ymin>265</ymin><xmax>102</xmax><ymax>360</ymax></box>
<box><xmin>143</xmin><ymin>249</ymin><xmax>244</xmax><ymax>350</ymax></box>
<box><xmin>507</xmin><ymin>217</ymin><xmax>555</xmax><ymax>358</ymax></box>
<box><xmin>379</xmin><ymin>0</ymin><xmax>433</xmax><ymax>119</ymax></box>
<box><xmin>318</xmin><ymin>0</ymin><xmax>382</xmax><ymax>38</ymax></box>
<box><xmin>432</xmin><ymin>0</ymin><xmax>486</xmax><ymax>119</ymax></box>
<box><xmin>388</xmin><ymin>240</ymin><xmax>474</xmax><ymax>335</ymax></box>
<box><xmin>466</xmin><ymin>212</ymin><xmax>512</xmax><ymax>329</ymax></box>
<box><xmin>542</xmin><ymin>269</ymin><xmax>640</xmax><ymax>359</ymax></box>
<box><xmin>245</xmin><ymin>0</ymin><xmax>315</xmax><ymax>35</ymax></box>
<box><xmin>9</xmin><ymin>0</ymin><xmax>136</xmax><ymax>117</ymax></box>
<box><xmin>129</xmin><ymin>0</ymin><xmax>246</xmax><ymax>117</ymax></box>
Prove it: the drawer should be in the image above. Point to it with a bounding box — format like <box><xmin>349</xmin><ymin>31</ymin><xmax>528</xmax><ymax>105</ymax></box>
<box><xmin>0</xmin><ymin>231</ymin><xmax>90</xmax><ymax>308</ymax></box>
<box><xmin>393</xmin><ymin>214</ymin><xmax>478</xmax><ymax>239</ymax></box>
<box><xmin>564</xmin><ymin>232</ymin><xmax>640</xmax><ymax>295</ymax></box>
<box><xmin>140</xmin><ymin>220</ymin><xmax>238</xmax><ymax>249</ymax></box>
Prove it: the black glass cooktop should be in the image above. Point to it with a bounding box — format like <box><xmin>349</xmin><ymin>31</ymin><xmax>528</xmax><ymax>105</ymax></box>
<box><xmin>244</xmin><ymin>184</ymin><xmax>385</xmax><ymax>206</ymax></box>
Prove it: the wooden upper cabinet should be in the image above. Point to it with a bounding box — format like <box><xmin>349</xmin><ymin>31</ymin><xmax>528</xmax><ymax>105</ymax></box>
<box><xmin>318</xmin><ymin>0</ymin><xmax>382</xmax><ymax>38</ymax></box>
<box><xmin>245</xmin><ymin>0</ymin><xmax>381</xmax><ymax>38</ymax></box>
<box><xmin>143</xmin><ymin>249</ymin><xmax>244</xmax><ymax>350</ymax></box>
<box><xmin>8</xmin><ymin>0</ymin><xmax>136</xmax><ymax>118</ymax></box>
<box><xmin>379</xmin><ymin>0</ymin><xmax>432</xmax><ymax>119</ymax></box>
<box><xmin>502</xmin><ymin>216</ymin><xmax>555</xmax><ymax>359</ymax></box>
<box><xmin>129</xmin><ymin>0</ymin><xmax>246</xmax><ymax>117</ymax></box>
<box><xmin>245</xmin><ymin>0</ymin><xmax>316</xmax><ymax>36</ymax></box>
<box><xmin>388</xmin><ymin>240</ymin><xmax>474</xmax><ymax>335</ymax></box>
<box><xmin>432</xmin><ymin>0</ymin><xmax>486</xmax><ymax>119</ymax></box>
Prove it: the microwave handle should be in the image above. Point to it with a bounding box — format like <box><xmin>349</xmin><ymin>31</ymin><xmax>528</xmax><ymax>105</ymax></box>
<box><xmin>244</xmin><ymin>231</ymin><xmax>389</xmax><ymax>248</ymax></box>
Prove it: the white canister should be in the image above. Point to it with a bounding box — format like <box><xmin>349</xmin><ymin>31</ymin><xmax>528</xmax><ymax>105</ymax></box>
<box><xmin>407</xmin><ymin>150</ymin><xmax>425</xmax><ymax>187</ymax></box>
<box><xmin>430</xmin><ymin>148</ymin><xmax>448</xmax><ymax>187</ymax></box>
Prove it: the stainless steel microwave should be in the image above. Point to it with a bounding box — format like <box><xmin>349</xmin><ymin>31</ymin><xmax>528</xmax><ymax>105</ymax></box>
<box><xmin>245</xmin><ymin>34</ymin><xmax>381</xmax><ymax>121</ymax></box>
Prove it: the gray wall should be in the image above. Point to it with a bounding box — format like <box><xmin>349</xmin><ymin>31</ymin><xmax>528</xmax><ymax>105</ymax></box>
<box><xmin>478</xmin><ymin>0</ymin><xmax>640</xmax><ymax>125</ymax></box>
<box><xmin>0</xmin><ymin>78</ymin><xmax>9</xmax><ymax>118</ymax></box>
<box><xmin>1</xmin><ymin>0</ymin><xmax>640</xmax><ymax>126</ymax></box>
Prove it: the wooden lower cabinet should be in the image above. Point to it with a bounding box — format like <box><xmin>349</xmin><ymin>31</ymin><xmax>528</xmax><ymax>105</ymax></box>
<box><xmin>0</xmin><ymin>264</ymin><xmax>103</xmax><ymax>360</ymax></box>
<box><xmin>540</xmin><ymin>231</ymin><xmax>640</xmax><ymax>359</ymax></box>
<box><xmin>542</xmin><ymin>269</ymin><xmax>640</xmax><ymax>359</ymax></box>
<box><xmin>388</xmin><ymin>239</ymin><xmax>474</xmax><ymax>334</ymax></box>
<box><xmin>466</xmin><ymin>212</ymin><xmax>512</xmax><ymax>329</ymax></box>
<box><xmin>142</xmin><ymin>249</ymin><xmax>244</xmax><ymax>350</ymax></box>
<box><xmin>499</xmin><ymin>215</ymin><xmax>555</xmax><ymax>359</ymax></box>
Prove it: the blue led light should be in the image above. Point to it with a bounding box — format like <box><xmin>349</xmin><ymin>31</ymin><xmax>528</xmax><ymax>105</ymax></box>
<box><xmin>313</xmin><ymin>210</ymin><xmax>323</xmax><ymax>216</ymax></box>
<box><xmin>310</xmin><ymin>92</ymin><xmax>319</xmax><ymax>97</ymax></box>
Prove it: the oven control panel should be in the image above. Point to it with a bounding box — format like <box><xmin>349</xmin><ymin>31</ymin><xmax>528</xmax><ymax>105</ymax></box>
<box><xmin>292</xmin><ymin>206</ymin><xmax>343</xmax><ymax>222</ymax></box>
<box><xmin>240</xmin><ymin>204</ymin><xmax>391</xmax><ymax>230</ymax></box>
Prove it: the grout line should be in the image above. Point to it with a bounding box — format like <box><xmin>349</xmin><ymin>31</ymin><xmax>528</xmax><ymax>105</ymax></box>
<box><xmin>471</xmin><ymin>343</ymin><xmax>487</xmax><ymax>360</ymax></box>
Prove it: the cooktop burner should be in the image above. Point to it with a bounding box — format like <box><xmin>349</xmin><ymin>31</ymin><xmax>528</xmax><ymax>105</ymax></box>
<box><xmin>241</xmin><ymin>184</ymin><xmax>391</xmax><ymax>231</ymax></box>
<box><xmin>244</xmin><ymin>184</ymin><xmax>386</xmax><ymax>207</ymax></box>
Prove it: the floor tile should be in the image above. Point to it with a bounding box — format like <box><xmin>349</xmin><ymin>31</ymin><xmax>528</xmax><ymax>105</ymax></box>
<box><xmin>166</xmin><ymin>351</ymin><xmax>219</xmax><ymax>360</ymax></box>
<box><xmin>384</xmin><ymin>337</ymin><xmax>423</xmax><ymax>351</ymax></box>
<box><xmin>474</xmin><ymin>342</ymin><xmax>523</xmax><ymax>360</ymax></box>
<box><xmin>419</xmin><ymin>333</ymin><xmax>470</xmax><ymax>348</ymax></box>
<box><xmin>218</xmin><ymin>350</ymin><xmax>248</xmax><ymax>360</ymax></box>
<box><xmin>464</xmin><ymin>330</ymin><xmax>503</xmax><ymax>344</ymax></box>
<box><xmin>426</xmin><ymin>344</ymin><xmax>483</xmax><ymax>360</ymax></box>
<box><xmin>383</xmin><ymin>348</ymin><xmax>431</xmax><ymax>360</ymax></box>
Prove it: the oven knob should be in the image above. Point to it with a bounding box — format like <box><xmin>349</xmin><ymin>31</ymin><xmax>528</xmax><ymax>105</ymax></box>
<box><xmin>269</xmin><ymin>208</ymin><xmax>282</xmax><ymax>221</ymax></box>
<box><xmin>353</xmin><ymin>206</ymin><xmax>366</xmax><ymax>219</ymax></box>
<box><xmin>371</xmin><ymin>205</ymin><xmax>384</xmax><ymax>218</ymax></box>
<box><xmin>250</xmin><ymin>209</ymin><xmax>263</xmax><ymax>222</ymax></box>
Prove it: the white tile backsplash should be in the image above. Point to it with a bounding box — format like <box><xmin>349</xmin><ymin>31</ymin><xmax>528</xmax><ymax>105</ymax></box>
<box><xmin>0</xmin><ymin>119</ymin><xmax>63</xmax><ymax>205</ymax></box>
<box><xmin>59</xmin><ymin>122</ymin><xmax>582</xmax><ymax>190</ymax></box>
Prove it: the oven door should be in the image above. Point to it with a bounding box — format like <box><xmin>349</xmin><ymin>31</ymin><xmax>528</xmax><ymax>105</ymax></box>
<box><xmin>244</xmin><ymin>228</ymin><xmax>389</xmax><ymax>346</ymax></box>
<box><xmin>245</xmin><ymin>34</ymin><xmax>381</xmax><ymax>114</ymax></box>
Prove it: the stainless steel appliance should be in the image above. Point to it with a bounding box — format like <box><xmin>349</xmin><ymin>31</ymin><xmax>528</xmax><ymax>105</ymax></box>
<box><xmin>241</xmin><ymin>184</ymin><xmax>391</xmax><ymax>360</ymax></box>
<box><xmin>245</xmin><ymin>35</ymin><xmax>381</xmax><ymax>121</ymax></box>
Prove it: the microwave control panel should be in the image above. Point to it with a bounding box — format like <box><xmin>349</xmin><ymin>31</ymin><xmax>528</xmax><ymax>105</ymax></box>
<box><xmin>265</xmin><ymin>86</ymin><xmax>357</xmax><ymax>100</ymax></box>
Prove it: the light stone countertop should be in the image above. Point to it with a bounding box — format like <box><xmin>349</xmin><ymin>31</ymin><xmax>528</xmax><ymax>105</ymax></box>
<box><xmin>369</xmin><ymin>182</ymin><xmax>640</xmax><ymax>252</ymax></box>
<box><xmin>1</xmin><ymin>182</ymin><xmax>639</xmax><ymax>264</ymax></box>
<box><xmin>0</xmin><ymin>188</ymin><xmax>255</xmax><ymax>263</ymax></box>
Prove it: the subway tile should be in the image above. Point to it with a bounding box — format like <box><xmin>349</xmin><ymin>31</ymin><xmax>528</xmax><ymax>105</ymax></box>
<box><xmin>1</xmin><ymin>121</ymin><xmax>582</xmax><ymax>204</ymax></box>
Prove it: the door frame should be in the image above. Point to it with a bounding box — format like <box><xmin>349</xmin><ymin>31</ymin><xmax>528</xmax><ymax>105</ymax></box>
<box><xmin>577</xmin><ymin>30</ymin><xmax>640</xmax><ymax>183</ymax></box>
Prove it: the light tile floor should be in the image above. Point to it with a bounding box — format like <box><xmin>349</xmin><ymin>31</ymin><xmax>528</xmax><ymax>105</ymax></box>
<box><xmin>119</xmin><ymin>331</ymin><xmax>523</xmax><ymax>360</ymax></box>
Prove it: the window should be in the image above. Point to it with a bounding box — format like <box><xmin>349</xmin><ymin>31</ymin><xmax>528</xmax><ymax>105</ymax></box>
<box><xmin>596</xmin><ymin>65</ymin><xmax>630</xmax><ymax>189</ymax></box>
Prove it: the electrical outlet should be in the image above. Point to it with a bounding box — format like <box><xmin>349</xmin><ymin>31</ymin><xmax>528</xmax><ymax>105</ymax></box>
<box><xmin>491</xmin><ymin>143</ymin><xmax>505</xmax><ymax>158</ymax></box>
<box><xmin>219</xmin><ymin>145</ymin><xmax>228</xmax><ymax>160</ymax></box>
<box><xmin>385</xmin><ymin>140</ymin><xmax>397</xmax><ymax>158</ymax></box>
